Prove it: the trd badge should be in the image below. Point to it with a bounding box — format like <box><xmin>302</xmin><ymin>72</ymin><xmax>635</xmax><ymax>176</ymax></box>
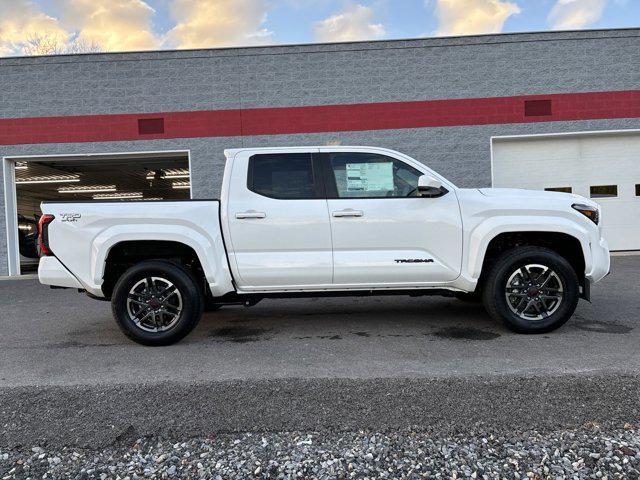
<box><xmin>61</xmin><ymin>213</ymin><xmax>81</xmax><ymax>222</ymax></box>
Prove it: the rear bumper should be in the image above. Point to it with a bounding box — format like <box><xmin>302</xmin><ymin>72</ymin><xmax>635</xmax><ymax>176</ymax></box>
<box><xmin>38</xmin><ymin>257</ymin><xmax>83</xmax><ymax>289</ymax></box>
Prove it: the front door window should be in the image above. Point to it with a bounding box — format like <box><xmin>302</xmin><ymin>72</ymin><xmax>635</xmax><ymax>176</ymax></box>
<box><xmin>327</xmin><ymin>152</ymin><xmax>422</xmax><ymax>198</ymax></box>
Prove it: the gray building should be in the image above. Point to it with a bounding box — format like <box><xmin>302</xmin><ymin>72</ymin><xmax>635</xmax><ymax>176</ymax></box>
<box><xmin>1</xmin><ymin>28</ymin><xmax>639</xmax><ymax>275</ymax></box>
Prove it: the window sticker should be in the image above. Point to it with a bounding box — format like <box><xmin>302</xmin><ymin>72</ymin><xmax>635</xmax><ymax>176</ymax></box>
<box><xmin>345</xmin><ymin>162</ymin><xmax>394</xmax><ymax>192</ymax></box>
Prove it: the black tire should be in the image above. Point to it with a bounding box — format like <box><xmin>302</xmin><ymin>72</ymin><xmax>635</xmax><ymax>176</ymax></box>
<box><xmin>482</xmin><ymin>246</ymin><xmax>580</xmax><ymax>334</ymax></box>
<box><xmin>111</xmin><ymin>260</ymin><xmax>204</xmax><ymax>346</ymax></box>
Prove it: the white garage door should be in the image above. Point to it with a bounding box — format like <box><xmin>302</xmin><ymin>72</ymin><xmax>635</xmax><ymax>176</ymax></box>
<box><xmin>492</xmin><ymin>132</ymin><xmax>640</xmax><ymax>251</ymax></box>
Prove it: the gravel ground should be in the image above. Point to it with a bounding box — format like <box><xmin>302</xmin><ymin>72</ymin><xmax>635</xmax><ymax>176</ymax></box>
<box><xmin>1</xmin><ymin>425</ymin><xmax>638</xmax><ymax>479</ymax></box>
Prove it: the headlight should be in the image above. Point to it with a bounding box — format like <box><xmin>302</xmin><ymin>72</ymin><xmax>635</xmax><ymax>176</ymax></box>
<box><xmin>572</xmin><ymin>203</ymin><xmax>599</xmax><ymax>225</ymax></box>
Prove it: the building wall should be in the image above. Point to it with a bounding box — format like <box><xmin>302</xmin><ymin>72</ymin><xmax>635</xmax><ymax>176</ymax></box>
<box><xmin>1</xmin><ymin>29</ymin><xmax>639</xmax><ymax>117</ymax></box>
<box><xmin>1</xmin><ymin>29</ymin><xmax>640</xmax><ymax>274</ymax></box>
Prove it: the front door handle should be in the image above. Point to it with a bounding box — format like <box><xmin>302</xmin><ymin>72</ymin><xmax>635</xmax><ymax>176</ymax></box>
<box><xmin>332</xmin><ymin>209</ymin><xmax>364</xmax><ymax>218</ymax></box>
<box><xmin>236</xmin><ymin>210</ymin><xmax>266</xmax><ymax>219</ymax></box>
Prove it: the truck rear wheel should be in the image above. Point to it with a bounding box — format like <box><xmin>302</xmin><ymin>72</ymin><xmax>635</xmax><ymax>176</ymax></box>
<box><xmin>482</xmin><ymin>246</ymin><xmax>580</xmax><ymax>334</ymax></box>
<box><xmin>111</xmin><ymin>260</ymin><xmax>204</xmax><ymax>346</ymax></box>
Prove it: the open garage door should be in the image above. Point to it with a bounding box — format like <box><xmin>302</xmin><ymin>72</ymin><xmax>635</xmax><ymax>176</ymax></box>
<box><xmin>7</xmin><ymin>151</ymin><xmax>190</xmax><ymax>275</ymax></box>
<box><xmin>492</xmin><ymin>131</ymin><xmax>640</xmax><ymax>251</ymax></box>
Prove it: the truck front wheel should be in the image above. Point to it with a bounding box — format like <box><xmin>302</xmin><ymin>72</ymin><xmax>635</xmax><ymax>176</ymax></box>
<box><xmin>111</xmin><ymin>260</ymin><xmax>204</xmax><ymax>346</ymax></box>
<box><xmin>482</xmin><ymin>246</ymin><xmax>580</xmax><ymax>334</ymax></box>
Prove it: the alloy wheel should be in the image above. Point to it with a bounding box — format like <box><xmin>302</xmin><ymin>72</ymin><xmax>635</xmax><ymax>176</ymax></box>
<box><xmin>505</xmin><ymin>264</ymin><xmax>564</xmax><ymax>321</ymax></box>
<box><xmin>126</xmin><ymin>276</ymin><xmax>183</xmax><ymax>332</ymax></box>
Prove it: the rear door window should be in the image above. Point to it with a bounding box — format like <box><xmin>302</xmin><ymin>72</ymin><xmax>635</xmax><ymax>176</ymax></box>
<box><xmin>248</xmin><ymin>153</ymin><xmax>323</xmax><ymax>199</ymax></box>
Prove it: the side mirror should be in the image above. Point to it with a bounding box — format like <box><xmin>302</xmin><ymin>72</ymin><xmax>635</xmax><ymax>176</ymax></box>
<box><xmin>417</xmin><ymin>175</ymin><xmax>448</xmax><ymax>198</ymax></box>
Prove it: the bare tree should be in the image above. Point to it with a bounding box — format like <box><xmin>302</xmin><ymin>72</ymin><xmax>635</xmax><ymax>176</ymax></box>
<box><xmin>22</xmin><ymin>33</ymin><xmax>102</xmax><ymax>56</ymax></box>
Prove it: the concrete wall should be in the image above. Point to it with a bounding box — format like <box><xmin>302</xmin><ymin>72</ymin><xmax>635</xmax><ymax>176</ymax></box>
<box><xmin>1</xmin><ymin>29</ymin><xmax>640</xmax><ymax>274</ymax></box>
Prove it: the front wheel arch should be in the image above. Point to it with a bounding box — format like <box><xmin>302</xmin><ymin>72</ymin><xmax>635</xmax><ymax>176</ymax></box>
<box><xmin>476</xmin><ymin>231</ymin><xmax>586</xmax><ymax>296</ymax></box>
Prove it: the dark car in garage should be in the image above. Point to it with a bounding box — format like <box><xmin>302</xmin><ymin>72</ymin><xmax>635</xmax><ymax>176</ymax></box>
<box><xmin>18</xmin><ymin>214</ymin><xmax>40</xmax><ymax>269</ymax></box>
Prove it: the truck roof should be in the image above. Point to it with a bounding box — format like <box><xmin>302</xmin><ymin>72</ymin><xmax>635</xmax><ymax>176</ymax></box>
<box><xmin>223</xmin><ymin>146</ymin><xmax>397</xmax><ymax>159</ymax></box>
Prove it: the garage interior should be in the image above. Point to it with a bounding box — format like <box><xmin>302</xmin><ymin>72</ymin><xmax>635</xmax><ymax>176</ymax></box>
<box><xmin>13</xmin><ymin>152</ymin><xmax>191</xmax><ymax>273</ymax></box>
<box><xmin>492</xmin><ymin>131</ymin><xmax>640</xmax><ymax>251</ymax></box>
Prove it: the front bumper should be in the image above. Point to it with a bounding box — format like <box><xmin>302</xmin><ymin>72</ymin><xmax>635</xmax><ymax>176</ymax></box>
<box><xmin>38</xmin><ymin>256</ymin><xmax>83</xmax><ymax>289</ymax></box>
<box><xmin>586</xmin><ymin>236</ymin><xmax>611</xmax><ymax>284</ymax></box>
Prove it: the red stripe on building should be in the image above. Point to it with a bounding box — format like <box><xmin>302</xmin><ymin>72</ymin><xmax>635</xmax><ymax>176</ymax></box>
<box><xmin>0</xmin><ymin>90</ymin><xmax>639</xmax><ymax>146</ymax></box>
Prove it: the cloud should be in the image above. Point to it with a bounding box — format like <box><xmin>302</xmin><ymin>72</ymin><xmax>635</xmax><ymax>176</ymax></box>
<box><xmin>0</xmin><ymin>0</ymin><xmax>160</xmax><ymax>56</ymax></box>
<box><xmin>433</xmin><ymin>0</ymin><xmax>520</xmax><ymax>36</ymax></box>
<box><xmin>166</xmin><ymin>0</ymin><xmax>273</xmax><ymax>49</ymax></box>
<box><xmin>314</xmin><ymin>3</ymin><xmax>386</xmax><ymax>43</ymax></box>
<box><xmin>548</xmin><ymin>0</ymin><xmax>607</xmax><ymax>30</ymax></box>
<box><xmin>0</xmin><ymin>0</ymin><xmax>69</xmax><ymax>55</ymax></box>
<box><xmin>55</xmin><ymin>0</ymin><xmax>160</xmax><ymax>51</ymax></box>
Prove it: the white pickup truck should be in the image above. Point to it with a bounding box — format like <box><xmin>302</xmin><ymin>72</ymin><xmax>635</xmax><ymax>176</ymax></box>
<box><xmin>38</xmin><ymin>146</ymin><xmax>610</xmax><ymax>345</ymax></box>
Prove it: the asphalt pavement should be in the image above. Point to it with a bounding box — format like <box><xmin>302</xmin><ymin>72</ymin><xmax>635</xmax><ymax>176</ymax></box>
<box><xmin>0</xmin><ymin>256</ymin><xmax>638</xmax><ymax>447</ymax></box>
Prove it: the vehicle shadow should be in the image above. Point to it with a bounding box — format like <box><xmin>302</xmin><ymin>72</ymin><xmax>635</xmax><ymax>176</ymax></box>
<box><xmin>192</xmin><ymin>296</ymin><xmax>506</xmax><ymax>345</ymax></box>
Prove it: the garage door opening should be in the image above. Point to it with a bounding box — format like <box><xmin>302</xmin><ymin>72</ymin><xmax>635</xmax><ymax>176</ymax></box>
<box><xmin>5</xmin><ymin>151</ymin><xmax>191</xmax><ymax>275</ymax></box>
<box><xmin>491</xmin><ymin>130</ymin><xmax>640</xmax><ymax>251</ymax></box>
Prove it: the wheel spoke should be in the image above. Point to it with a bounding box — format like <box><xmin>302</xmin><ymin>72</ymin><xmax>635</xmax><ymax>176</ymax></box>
<box><xmin>158</xmin><ymin>309</ymin><xmax>174</xmax><ymax>320</ymax></box>
<box><xmin>540</xmin><ymin>294</ymin><xmax>561</xmax><ymax>301</ymax></box>
<box><xmin>158</xmin><ymin>283</ymin><xmax>175</xmax><ymax>295</ymax></box>
<box><xmin>163</xmin><ymin>304</ymin><xmax>181</xmax><ymax>315</ymax></box>
<box><xmin>519</xmin><ymin>267</ymin><xmax>531</xmax><ymax>281</ymax></box>
<box><xmin>519</xmin><ymin>299</ymin><xmax>535</xmax><ymax>314</ymax></box>
<box><xmin>135</xmin><ymin>307</ymin><xmax>153</xmax><ymax>322</ymax></box>
<box><xmin>535</xmin><ymin>268</ymin><xmax>552</xmax><ymax>286</ymax></box>
<box><xmin>158</xmin><ymin>285</ymin><xmax>177</xmax><ymax>301</ymax></box>
<box><xmin>127</xmin><ymin>295</ymin><xmax>147</xmax><ymax>308</ymax></box>
<box><xmin>533</xmin><ymin>301</ymin><xmax>549</xmax><ymax>318</ymax></box>
<box><xmin>508</xmin><ymin>292</ymin><xmax>527</xmax><ymax>298</ymax></box>
<box><xmin>541</xmin><ymin>287</ymin><xmax>561</xmax><ymax>294</ymax></box>
<box><xmin>515</xmin><ymin>296</ymin><xmax>529</xmax><ymax>313</ymax></box>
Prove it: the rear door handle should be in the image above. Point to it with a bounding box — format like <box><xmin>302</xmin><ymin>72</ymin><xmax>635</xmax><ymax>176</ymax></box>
<box><xmin>236</xmin><ymin>211</ymin><xmax>266</xmax><ymax>219</ymax></box>
<box><xmin>332</xmin><ymin>209</ymin><xmax>364</xmax><ymax>218</ymax></box>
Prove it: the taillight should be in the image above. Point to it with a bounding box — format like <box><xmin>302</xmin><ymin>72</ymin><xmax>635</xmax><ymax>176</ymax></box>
<box><xmin>38</xmin><ymin>214</ymin><xmax>55</xmax><ymax>256</ymax></box>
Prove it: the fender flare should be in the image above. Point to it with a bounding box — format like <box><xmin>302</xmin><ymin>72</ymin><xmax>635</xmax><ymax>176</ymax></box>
<box><xmin>467</xmin><ymin>217</ymin><xmax>592</xmax><ymax>280</ymax></box>
<box><xmin>90</xmin><ymin>224</ymin><xmax>233</xmax><ymax>296</ymax></box>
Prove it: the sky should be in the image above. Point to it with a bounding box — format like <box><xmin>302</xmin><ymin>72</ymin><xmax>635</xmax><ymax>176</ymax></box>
<box><xmin>0</xmin><ymin>0</ymin><xmax>638</xmax><ymax>56</ymax></box>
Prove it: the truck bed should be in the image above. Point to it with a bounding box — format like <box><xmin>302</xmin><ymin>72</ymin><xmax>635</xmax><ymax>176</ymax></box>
<box><xmin>39</xmin><ymin>199</ymin><xmax>232</xmax><ymax>298</ymax></box>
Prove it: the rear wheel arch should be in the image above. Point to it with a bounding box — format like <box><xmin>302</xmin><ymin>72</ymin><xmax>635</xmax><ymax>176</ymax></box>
<box><xmin>101</xmin><ymin>240</ymin><xmax>209</xmax><ymax>299</ymax></box>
